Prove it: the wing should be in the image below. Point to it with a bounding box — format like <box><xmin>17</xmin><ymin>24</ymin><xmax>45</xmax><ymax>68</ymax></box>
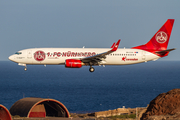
<box><xmin>81</xmin><ymin>40</ymin><xmax>120</xmax><ymax>65</ymax></box>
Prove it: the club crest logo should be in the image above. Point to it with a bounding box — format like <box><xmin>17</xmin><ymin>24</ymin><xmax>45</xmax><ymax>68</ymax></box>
<box><xmin>34</xmin><ymin>51</ymin><xmax>46</xmax><ymax>61</ymax></box>
<box><xmin>155</xmin><ymin>31</ymin><xmax>168</xmax><ymax>43</ymax></box>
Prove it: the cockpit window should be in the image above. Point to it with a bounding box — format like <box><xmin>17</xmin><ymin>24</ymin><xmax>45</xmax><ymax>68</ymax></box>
<box><xmin>15</xmin><ymin>52</ymin><xmax>22</xmax><ymax>55</ymax></box>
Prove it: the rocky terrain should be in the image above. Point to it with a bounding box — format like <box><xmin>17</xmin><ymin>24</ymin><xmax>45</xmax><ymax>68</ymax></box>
<box><xmin>141</xmin><ymin>89</ymin><xmax>180</xmax><ymax>120</ymax></box>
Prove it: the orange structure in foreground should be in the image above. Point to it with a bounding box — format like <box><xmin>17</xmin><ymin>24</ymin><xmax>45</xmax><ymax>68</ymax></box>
<box><xmin>0</xmin><ymin>104</ymin><xmax>12</xmax><ymax>120</ymax></box>
<box><xmin>10</xmin><ymin>97</ymin><xmax>70</xmax><ymax>118</ymax></box>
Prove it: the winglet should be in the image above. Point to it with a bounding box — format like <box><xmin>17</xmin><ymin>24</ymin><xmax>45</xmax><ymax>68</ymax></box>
<box><xmin>111</xmin><ymin>39</ymin><xmax>120</xmax><ymax>51</ymax></box>
<box><xmin>111</xmin><ymin>43</ymin><xmax>115</xmax><ymax>48</ymax></box>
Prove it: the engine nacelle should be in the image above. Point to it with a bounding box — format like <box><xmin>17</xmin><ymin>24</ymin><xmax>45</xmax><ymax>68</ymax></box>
<box><xmin>65</xmin><ymin>59</ymin><xmax>84</xmax><ymax>68</ymax></box>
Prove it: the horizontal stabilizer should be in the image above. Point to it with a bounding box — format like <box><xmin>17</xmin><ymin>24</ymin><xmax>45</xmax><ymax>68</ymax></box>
<box><xmin>155</xmin><ymin>48</ymin><xmax>176</xmax><ymax>56</ymax></box>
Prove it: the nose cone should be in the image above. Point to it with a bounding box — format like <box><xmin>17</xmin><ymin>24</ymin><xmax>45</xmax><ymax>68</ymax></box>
<box><xmin>9</xmin><ymin>55</ymin><xmax>14</xmax><ymax>62</ymax></box>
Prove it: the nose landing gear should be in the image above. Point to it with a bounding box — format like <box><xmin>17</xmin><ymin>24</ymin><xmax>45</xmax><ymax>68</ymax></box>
<box><xmin>18</xmin><ymin>63</ymin><xmax>27</xmax><ymax>71</ymax></box>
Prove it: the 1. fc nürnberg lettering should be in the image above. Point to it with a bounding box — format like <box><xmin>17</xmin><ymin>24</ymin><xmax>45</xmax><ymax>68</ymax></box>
<box><xmin>47</xmin><ymin>51</ymin><xmax>96</xmax><ymax>57</ymax></box>
<box><xmin>34</xmin><ymin>51</ymin><xmax>96</xmax><ymax>61</ymax></box>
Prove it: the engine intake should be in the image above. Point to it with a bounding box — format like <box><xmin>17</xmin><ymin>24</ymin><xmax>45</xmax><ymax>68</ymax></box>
<box><xmin>65</xmin><ymin>59</ymin><xmax>84</xmax><ymax>68</ymax></box>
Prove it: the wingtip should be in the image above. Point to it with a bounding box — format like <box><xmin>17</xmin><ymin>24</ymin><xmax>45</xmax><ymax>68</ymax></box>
<box><xmin>111</xmin><ymin>43</ymin><xmax>115</xmax><ymax>48</ymax></box>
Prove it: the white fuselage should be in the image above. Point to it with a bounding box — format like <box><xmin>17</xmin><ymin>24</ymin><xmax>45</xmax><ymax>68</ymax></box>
<box><xmin>9</xmin><ymin>48</ymin><xmax>160</xmax><ymax>66</ymax></box>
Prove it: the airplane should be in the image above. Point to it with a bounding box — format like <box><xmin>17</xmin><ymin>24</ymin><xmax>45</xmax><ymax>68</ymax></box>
<box><xmin>9</xmin><ymin>19</ymin><xmax>175</xmax><ymax>72</ymax></box>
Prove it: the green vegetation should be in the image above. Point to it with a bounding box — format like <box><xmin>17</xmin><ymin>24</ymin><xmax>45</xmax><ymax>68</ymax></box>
<box><xmin>108</xmin><ymin>114</ymin><xmax>136</xmax><ymax>119</ymax></box>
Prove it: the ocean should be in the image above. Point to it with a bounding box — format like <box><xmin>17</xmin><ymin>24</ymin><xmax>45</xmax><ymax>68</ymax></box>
<box><xmin>0</xmin><ymin>61</ymin><xmax>180</xmax><ymax>113</ymax></box>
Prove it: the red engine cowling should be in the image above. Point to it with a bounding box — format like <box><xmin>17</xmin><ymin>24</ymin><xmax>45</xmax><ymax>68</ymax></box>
<box><xmin>65</xmin><ymin>59</ymin><xmax>84</xmax><ymax>68</ymax></box>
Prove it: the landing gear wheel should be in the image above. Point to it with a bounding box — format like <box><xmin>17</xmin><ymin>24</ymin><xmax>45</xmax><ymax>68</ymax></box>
<box><xmin>24</xmin><ymin>67</ymin><xmax>27</xmax><ymax>71</ymax></box>
<box><xmin>89</xmin><ymin>67</ymin><xmax>95</xmax><ymax>72</ymax></box>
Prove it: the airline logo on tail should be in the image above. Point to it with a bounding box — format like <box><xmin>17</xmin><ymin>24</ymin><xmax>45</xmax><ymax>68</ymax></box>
<box><xmin>156</xmin><ymin>31</ymin><xmax>168</xmax><ymax>43</ymax></box>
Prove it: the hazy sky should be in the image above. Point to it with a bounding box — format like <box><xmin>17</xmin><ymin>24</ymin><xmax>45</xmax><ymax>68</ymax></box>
<box><xmin>0</xmin><ymin>0</ymin><xmax>180</xmax><ymax>61</ymax></box>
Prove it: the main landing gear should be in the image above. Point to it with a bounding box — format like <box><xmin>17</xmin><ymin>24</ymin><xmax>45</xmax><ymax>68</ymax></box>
<box><xmin>24</xmin><ymin>66</ymin><xmax>27</xmax><ymax>71</ymax></box>
<box><xmin>89</xmin><ymin>66</ymin><xmax>95</xmax><ymax>72</ymax></box>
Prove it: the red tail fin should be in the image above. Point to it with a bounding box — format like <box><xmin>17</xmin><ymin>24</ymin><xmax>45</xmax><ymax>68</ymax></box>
<box><xmin>132</xmin><ymin>19</ymin><xmax>174</xmax><ymax>52</ymax></box>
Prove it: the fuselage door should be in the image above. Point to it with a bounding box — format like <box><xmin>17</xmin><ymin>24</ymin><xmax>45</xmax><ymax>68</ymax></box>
<box><xmin>27</xmin><ymin>50</ymin><xmax>32</xmax><ymax>59</ymax></box>
<box><xmin>142</xmin><ymin>51</ymin><xmax>146</xmax><ymax>60</ymax></box>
